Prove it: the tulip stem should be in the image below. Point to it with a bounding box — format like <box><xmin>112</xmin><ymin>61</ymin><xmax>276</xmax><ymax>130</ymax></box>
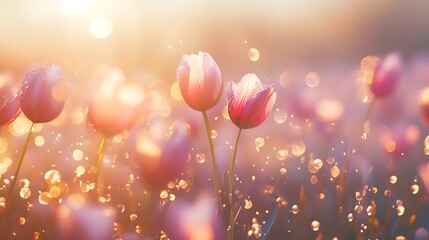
<box><xmin>2</xmin><ymin>122</ymin><xmax>34</xmax><ymax>222</ymax></box>
<box><xmin>228</xmin><ymin>128</ymin><xmax>242</xmax><ymax>240</ymax></box>
<box><xmin>95</xmin><ymin>136</ymin><xmax>107</xmax><ymax>195</ymax></box>
<box><xmin>201</xmin><ymin>111</ymin><xmax>223</xmax><ymax>213</ymax></box>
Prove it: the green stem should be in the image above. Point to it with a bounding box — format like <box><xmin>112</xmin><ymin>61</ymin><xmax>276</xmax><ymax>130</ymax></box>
<box><xmin>95</xmin><ymin>136</ymin><xmax>107</xmax><ymax>195</ymax></box>
<box><xmin>2</xmin><ymin>122</ymin><xmax>35</xmax><ymax>222</ymax></box>
<box><xmin>228</xmin><ymin>128</ymin><xmax>242</xmax><ymax>240</ymax></box>
<box><xmin>202</xmin><ymin>111</ymin><xmax>222</xmax><ymax>212</ymax></box>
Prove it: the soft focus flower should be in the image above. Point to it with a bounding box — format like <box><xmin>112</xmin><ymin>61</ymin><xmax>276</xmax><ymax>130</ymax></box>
<box><xmin>227</xmin><ymin>73</ymin><xmax>276</xmax><ymax>129</ymax></box>
<box><xmin>20</xmin><ymin>65</ymin><xmax>67</xmax><ymax>123</ymax></box>
<box><xmin>88</xmin><ymin>68</ymin><xmax>144</xmax><ymax>137</ymax></box>
<box><xmin>133</xmin><ymin>121</ymin><xmax>191</xmax><ymax>190</ymax></box>
<box><xmin>370</xmin><ymin>53</ymin><xmax>402</xmax><ymax>98</ymax></box>
<box><xmin>0</xmin><ymin>84</ymin><xmax>20</xmax><ymax>127</ymax></box>
<box><xmin>419</xmin><ymin>87</ymin><xmax>429</xmax><ymax>124</ymax></box>
<box><xmin>177</xmin><ymin>52</ymin><xmax>223</xmax><ymax>111</ymax></box>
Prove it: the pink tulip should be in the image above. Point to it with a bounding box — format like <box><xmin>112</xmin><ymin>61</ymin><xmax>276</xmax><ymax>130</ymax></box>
<box><xmin>227</xmin><ymin>73</ymin><xmax>276</xmax><ymax>129</ymax></box>
<box><xmin>20</xmin><ymin>65</ymin><xmax>67</xmax><ymax>123</ymax></box>
<box><xmin>177</xmin><ymin>52</ymin><xmax>223</xmax><ymax>111</ymax></box>
<box><xmin>0</xmin><ymin>83</ymin><xmax>21</xmax><ymax>127</ymax></box>
<box><xmin>370</xmin><ymin>53</ymin><xmax>402</xmax><ymax>98</ymax></box>
<box><xmin>88</xmin><ymin>68</ymin><xmax>144</xmax><ymax>137</ymax></box>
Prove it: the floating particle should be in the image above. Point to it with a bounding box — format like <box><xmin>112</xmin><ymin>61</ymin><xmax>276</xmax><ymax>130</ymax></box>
<box><xmin>0</xmin><ymin>138</ymin><xmax>8</xmax><ymax>153</ymax></box>
<box><xmin>128</xmin><ymin>174</ymin><xmax>135</xmax><ymax>183</ymax></box>
<box><xmin>117</xmin><ymin>204</ymin><xmax>125</xmax><ymax>213</ymax></box>
<box><xmin>244</xmin><ymin>199</ymin><xmax>253</xmax><ymax>209</ymax></box>
<box><xmin>49</xmin><ymin>185</ymin><xmax>62</xmax><ymax>198</ymax></box>
<box><xmin>292</xmin><ymin>205</ymin><xmax>299</xmax><ymax>214</ymax></box>
<box><xmin>366</xmin><ymin>206</ymin><xmax>373</xmax><ymax>216</ymax></box>
<box><xmin>130</xmin><ymin>213</ymin><xmax>138</xmax><ymax>221</ymax></box>
<box><xmin>255</xmin><ymin>137</ymin><xmax>265</xmax><ymax>148</ymax></box>
<box><xmin>160</xmin><ymin>190</ymin><xmax>168</xmax><ymax>199</ymax></box>
<box><xmin>0</xmin><ymin>197</ymin><xmax>5</xmax><ymax>208</ymax></box>
<box><xmin>355</xmin><ymin>205</ymin><xmax>363</xmax><ymax>213</ymax></box>
<box><xmin>311</xmin><ymin>221</ymin><xmax>320</xmax><ymax>231</ymax></box>
<box><xmin>313</xmin><ymin>159</ymin><xmax>323</xmax><ymax>170</ymax></box>
<box><xmin>34</xmin><ymin>136</ymin><xmax>45</xmax><ymax>147</ymax></box>
<box><xmin>135</xmin><ymin>225</ymin><xmax>141</xmax><ymax>234</ymax></box>
<box><xmin>355</xmin><ymin>192</ymin><xmax>364</xmax><ymax>202</ymax></box>
<box><xmin>310</xmin><ymin>175</ymin><xmax>318</xmax><ymax>184</ymax></box>
<box><xmin>19</xmin><ymin>179</ymin><xmax>30</xmax><ymax>188</ymax></box>
<box><xmin>280</xmin><ymin>168</ymin><xmax>287</xmax><ymax>175</ymax></box>
<box><xmin>330</xmin><ymin>166</ymin><xmax>340</xmax><ymax>178</ymax></box>
<box><xmin>178</xmin><ymin>179</ymin><xmax>188</xmax><ymax>189</ymax></box>
<box><xmin>276</xmin><ymin>150</ymin><xmax>288</xmax><ymax>161</ymax></box>
<box><xmin>319</xmin><ymin>193</ymin><xmax>325</xmax><ymax>200</ymax></box>
<box><xmin>273</xmin><ymin>108</ymin><xmax>287</xmax><ymax>124</ymax></box>
<box><xmin>168</xmin><ymin>194</ymin><xmax>175</xmax><ymax>201</ymax></box>
<box><xmin>347</xmin><ymin>213</ymin><xmax>354</xmax><ymax>222</ymax></box>
<box><xmin>19</xmin><ymin>217</ymin><xmax>26</xmax><ymax>225</ymax></box>
<box><xmin>72</xmin><ymin>149</ymin><xmax>84</xmax><ymax>161</ymax></box>
<box><xmin>45</xmin><ymin>170</ymin><xmax>61</xmax><ymax>185</ymax></box>
<box><xmin>34</xmin><ymin>232</ymin><xmax>41</xmax><ymax>239</ymax></box>
<box><xmin>211</xmin><ymin>130</ymin><xmax>218</xmax><ymax>139</ymax></box>
<box><xmin>326</xmin><ymin>156</ymin><xmax>335</xmax><ymax>165</ymax></box>
<box><xmin>411</xmin><ymin>184</ymin><xmax>419</xmax><ymax>194</ymax></box>
<box><xmin>291</xmin><ymin>141</ymin><xmax>306</xmax><ymax>157</ymax></box>
<box><xmin>20</xmin><ymin>187</ymin><xmax>31</xmax><ymax>199</ymax></box>
<box><xmin>390</xmin><ymin>175</ymin><xmax>398</xmax><ymax>184</ymax></box>
<box><xmin>75</xmin><ymin>166</ymin><xmax>85</xmax><ymax>177</ymax></box>
<box><xmin>247</xmin><ymin>48</ymin><xmax>260</xmax><ymax>61</ymax></box>
<box><xmin>395</xmin><ymin>236</ymin><xmax>406</xmax><ymax>240</ymax></box>
<box><xmin>397</xmin><ymin>205</ymin><xmax>405</xmax><ymax>216</ymax></box>
<box><xmin>38</xmin><ymin>192</ymin><xmax>52</xmax><ymax>205</ymax></box>
<box><xmin>276</xmin><ymin>197</ymin><xmax>287</xmax><ymax>206</ymax></box>
<box><xmin>305</xmin><ymin>72</ymin><xmax>320</xmax><ymax>88</ymax></box>
<box><xmin>195</xmin><ymin>153</ymin><xmax>206</xmax><ymax>163</ymax></box>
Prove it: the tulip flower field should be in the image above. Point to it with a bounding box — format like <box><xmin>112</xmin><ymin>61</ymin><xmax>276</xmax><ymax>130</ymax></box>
<box><xmin>1</xmin><ymin>1</ymin><xmax>429</xmax><ymax>240</ymax></box>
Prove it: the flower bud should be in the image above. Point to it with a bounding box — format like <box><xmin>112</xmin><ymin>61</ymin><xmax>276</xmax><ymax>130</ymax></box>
<box><xmin>370</xmin><ymin>53</ymin><xmax>401</xmax><ymax>98</ymax></box>
<box><xmin>20</xmin><ymin>65</ymin><xmax>67</xmax><ymax>123</ymax></box>
<box><xmin>0</xmin><ymin>81</ymin><xmax>20</xmax><ymax>127</ymax></box>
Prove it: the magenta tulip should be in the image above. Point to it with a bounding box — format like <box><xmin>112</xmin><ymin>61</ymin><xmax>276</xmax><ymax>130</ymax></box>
<box><xmin>227</xmin><ymin>73</ymin><xmax>277</xmax><ymax>129</ymax></box>
<box><xmin>177</xmin><ymin>52</ymin><xmax>223</xmax><ymax>111</ymax></box>
<box><xmin>88</xmin><ymin>68</ymin><xmax>144</xmax><ymax>137</ymax></box>
<box><xmin>20</xmin><ymin>65</ymin><xmax>67</xmax><ymax>123</ymax></box>
<box><xmin>370</xmin><ymin>53</ymin><xmax>402</xmax><ymax>98</ymax></box>
<box><xmin>0</xmin><ymin>85</ymin><xmax>21</xmax><ymax>127</ymax></box>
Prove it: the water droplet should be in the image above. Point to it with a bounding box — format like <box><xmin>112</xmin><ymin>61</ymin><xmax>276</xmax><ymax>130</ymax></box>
<box><xmin>255</xmin><ymin>137</ymin><xmax>265</xmax><ymax>148</ymax></box>
<box><xmin>19</xmin><ymin>217</ymin><xmax>26</xmax><ymax>225</ymax></box>
<box><xmin>366</xmin><ymin>206</ymin><xmax>373</xmax><ymax>216</ymax></box>
<box><xmin>411</xmin><ymin>184</ymin><xmax>419</xmax><ymax>194</ymax></box>
<box><xmin>130</xmin><ymin>213</ymin><xmax>138</xmax><ymax>221</ymax></box>
<box><xmin>311</xmin><ymin>220</ymin><xmax>320</xmax><ymax>231</ymax></box>
<box><xmin>169</xmin><ymin>194</ymin><xmax>176</xmax><ymax>201</ymax></box>
<box><xmin>211</xmin><ymin>130</ymin><xmax>218</xmax><ymax>139</ymax></box>
<box><xmin>20</xmin><ymin>187</ymin><xmax>31</xmax><ymax>199</ymax></box>
<box><xmin>34</xmin><ymin>136</ymin><xmax>45</xmax><ymax>147</ymax></box>
<box><xmin>276</xmin><ymin>149</ymin><xmax>288</xmax><ymax>161</ymax></box>
<box><xmin>49</xmin><ymin>185</ymin><xmax>62</xmax><ymax>198</ymax></box>
<box><xmin>396</xmin><ymin>236</ymin><xmax>406</xmax><ymax>240</ymax></box>
<box><xmin>292</xmin><ymin>205</ymin><xmax>299</xmax><ymax>214</ymax></box>
<box><xmin>305</xmin><ymin>72</ymin><xmax>320</xmax><ymax>88</ymax></box>
<box><xmin>38</xmin><ymin>192</ymin><xmax>52</xmax><ymax>205</ymax></box>
<box><xmin>355</xmin><ymin>204</ymin><xmax>363</xmax><ymax>213</ymax></box>
<box><xmin>160</xmin><ymin>190</ymin><xmax>168</xmax><ymax>199</ymax></box>
<box><xmin>45</xmin><ymin>170</ymin><xmax>61</xmax><ymax>185</ymax></box>
<box><xmin>280</xmin><ymin>168</ymin><xmax>287</xmax><ymax>175</ymax></box>
<box><xmin>330</xmin><ymin>166</ymin><xmax>340</xmax><ymax>178</ymax></box>
<box><xmin>247</xmin><ymin>48</ymin><xmax>260</xmax><ymax>61</ymax></box>
<box><xmin>390</xmin><ymin>175</ymin><xmax>398</xmax><ymax>184</ymax></box>
<box><xmin>75</xmin><ymin>166</ymin><xmax>85</xmax><ymax>177</ymax></box>
<box><xmin>128</xmin><ymin>174</ymin><xmax>135</xmax><ymax>183</ymax></box>
<box><xmin>195</xmin><ymin>153</ymin><xmax>206</xmax><ymax>163</ymax></box>
<box><xmin>73</xmin><ymin>149</ymin><xmax>84</xmax><ymax>161</ymax></box>
<box><xmin>396</xmin><ymin>205</ymin><xmax>405</xmax><ymax>216</ymax></box>
<box><xmin>276</xmin><ymin>197</ymin><xmax>287</xmax><ymax>206</ymax></box>
<box><xmin>273</xmin><ymin>108</ymin><xmax>287</xmax><ymax>124</ymax></box>
<box><xmin>310</xmin><ymin>175</ymin><xmax>318</xmax><ymax>184</ymax></box>
<box><xmin>244</xmin><ymin>199</ymin><xmax>253</xmax><ymax>209</ymax></box>
<box><xmin>135</xmin><ymin>225</ymin><xmax>142</xmax><ymax>234</ymax></box>
<box><xmin>384</xmin><ymin>190</ymin><xmax>392</xmax><ymax>197</ymax></box>
<box><xmin>0</xmin><ymin>197</ymin><xmax>5</xmax><ymax>208</ymax></box>
<box><xmin>19</xmin><ymin>179</ymin><xmax>30</xmax><ymax>188</ymax></box>
<box><xmin>347</xmin><ymin>213</ymin><xmax>354</xmax><ymax>222</ymax></box>
<box><xmin>178</xmin><ymin>179</ymin><xmax>188</xmax><ymax>189</ymax></box>
<box><xmin>291</xmin><ymin>141</ymin><xmax>306</xmax><ymax>157</ymax></box>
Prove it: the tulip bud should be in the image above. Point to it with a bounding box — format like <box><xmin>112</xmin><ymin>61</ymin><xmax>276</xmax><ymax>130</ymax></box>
<box><xmin>134</xmin><ymin>122</ymin><xmax>191</xmax><ymax>190</ymax></box>
<box><xmin>0</xmin><ymin>81</ymin><xmax>20</xmax><ymax>127</ymax></box>
<box><xmin>227</xmin><ymin>74</ymin><xmax>277</xmax><ymax>129</ymax></box>
<box><xmin>88</xmin><ymin>68</ymin><xmax>144</xmax><ymax>137</ymax></box>
<box><xmin>370</xmin><ymin>53</ymin><xmax>401</xmax><ymax>98</ymax></box>
<box><xmin>177</xmin><ymin>52</ymin><xmax>223</xmax><ymax>112</ymax></box>
<box><xmin>20</xmin><ymin>65</ymin><xmax>67</xmax><ymax>123</ymax></box>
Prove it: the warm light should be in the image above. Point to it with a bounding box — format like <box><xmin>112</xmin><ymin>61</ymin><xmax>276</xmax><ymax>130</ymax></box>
<box><xmin>419</xmin><ymin>87</ymin><xmax>429</xmax><ymax>104</ymax></box>
<box><xmin>90</xmin><ymin>17</ymin><xmax>113</xmax><ymax>39</ymax></box>
<box><xmin>316</xmin><ymin>99</ymin><xmax>343</xmax><ymax>122</ymax></box>
<box><xmin>60</xmin><ymin>0</ymin><xmax>87</xmax><ymax>14</ymax></box>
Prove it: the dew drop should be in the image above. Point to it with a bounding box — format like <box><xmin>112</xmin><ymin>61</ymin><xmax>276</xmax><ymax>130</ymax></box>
<box><xmin>273</xmin><ymin>108</ymin><xmax>287</xmax><ymax>124</ymax></box>
<box><xmin>276</xmin><ymin>197</ymin><xmax>287</xmax><ymax>206</ymax></box>
<box><xmin>291</xmin><ymin>141</ymin><xmax>306</xmax><ymax>157</ymax></box>
<box><xmin>45</xmin><ymin>170</ymin><xmax>61</xmax><ymax>185</ymax></box>
<box><xmin>305</xmin><ymin>72</ymin><xmax>320</xmax><ymax>88</ymax></box>
<box><xmin>195</xmin><ymin>153</ymin><xmax>206</xmax><ymax>163</ymax></box>
<box><xmin>396</xmin><ymin>205</ymin><xmax>405</xmax><ymax>216</ymax></box>
<box><xmin>248</xmin><ymin>48</ymin><xmax>260</xmax><ymax>61</ymax></box>
<box><xmin>75</xmin><ymin>166</ymin><xmax>85</xmax><ymax>177</ymax></box>
<box><xmin>49</xmin><ymin>185</ymin><xmax>62</xmax><ymax>198</ymax></box>
<box><xmin>128</xmin><ymin>174</ymin><xmax>135</xmax><ymax>183</ymax></box>
<box><xmin>160</xmin><ymin>190</ymin><xmax>168</xmax><ymax>199</ymax></box>
<box><xmin>366</xmin><ymin>206</ymin><xmax>373</xmax><ymax>216</ymax></box>
<box><xmin>0</xmin><ymin>197</ymin><xmax>5</xmax><ymax>208</ymax></box>
<box><xmin>311</xmin><ymin>220</ymin><xmax>320</xmax><ymax>231</ymax></box>
<box><xmin>310</xmin><ymin>175</ymin><xmax>318</xmax><ymax>184</ymax></box>
<box><xmin>396</xmin><ymin>236</ymin><xmax>406</xmax><ymax>240</ymax></box>
<box><xmin>169</xmin><ymin>194</ymin><xmax>176</xmax><ymax>201</ymax></box>
<box><xmin>38</xmin><ymin>192</ymin><xmax>52</xmax><ymax>205</ymax></box>
<box><xmin>292</xmin><ymin>205</ymin><xmax>299</xmax><ymax>214</ymax></box>
<box><xmin>20</xmin><ymin>187</ymin><xmax>31</xmax><ymax>199</ymax></box>
<box><xmin>117</xmin><ymin>204</ymin><xmax>125</xmax><ymax>213</ymax></box>
<box><xmin>279</xmin><ymin>168</ymin><xmax>287</xmax><ymax>175</ymax></box>
<box><xmin>276</xmin><ymin>150</ymin><xmax>288</xmax><ymax>161</ymax></box>
<box><xmin>135</xmin><ymin>225</ymin><xmax>142</xmax><ymax>234</ymax></box>
<box><xmin>19</xmin><ymin>217</ymin><xmax>26</xmax><ymax>225</ymax></box>
<box><xmin>411</xmin><ymin>184</ymin><xmax>419</xmax><ymax>194</ymax></box>
<box><xmin>255</xmin><ymin>137</ymin><xmax>265</xmax><ymax>148</ymax></box>
<box><xmin>130</xmin><ymin>213</ymin><xmax>138</xmax><ymax>221</ymax></box>
<box><xmin>355</xmin><ymin>205</ymin><xmax>363</xmax><ymax>213</ymax></box>
<box><xmin>211</xmin><ymin>130</ymin><xmax>218</xmax><ymax>139</ymax></box>
<box><xmin>330</xmin><ymin>166</ymin><xmax>340</xmax><ymax>178</ymax></box>
<box><xmin>390</xmin><ymin>175</ymin><xmax>398</xmax><ymax>184</ymax></box>
<box><xmin>34</xmin><ymin>136</ymin><xmax>45</xmax><ymax>147</ymax></box>
<box><xmin>19</xmin><ymin>179</ymin><xmax>30</xmax><ymax>188</ymax></box>
<box><xmin>244</xmin><ymin>199</ymin><xmax>253</xmax><ymax>209</ymax></box>
<box><xmin>73</xmin><ymin>149</ymin><xmax>84</xmax><ymax>161</ymax></box>
<box><xmin>178</xmin><ymin>179</ymin><xmax>188</xmax><ymax>189</ymax></box>
<box><xmin>347</xmin><ymin>213</ymin><xmax>354</xmax><ymax>222</ymax></box>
